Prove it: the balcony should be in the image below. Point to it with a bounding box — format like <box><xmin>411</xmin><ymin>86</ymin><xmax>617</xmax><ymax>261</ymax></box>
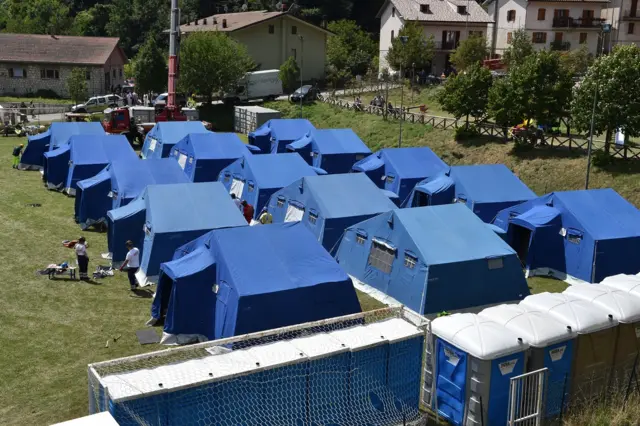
<box><xmin>550</xmin><ymin>40</ymin><xmax>571</xmax><ymax>51</ymax></box>
<box><xmin>552</xmin><ymin>17</ymin><xmax>607</xmax><ymax>28</ymax></box>
<box><xmin>435</xmin><ymin>40</ymin><xmax>459</xmax><ymax>50</ymax></box>
<box><xmin>622</xmin><ymin>9</ymin><xmax>640</xmax><ymax>20</ymax></box>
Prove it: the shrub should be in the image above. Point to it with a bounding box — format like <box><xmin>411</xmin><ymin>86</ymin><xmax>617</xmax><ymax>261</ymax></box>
<box><xmin>279</xmin><ymin>57</ymin><xmax>300</xmax><ymax>93</ymax></box>
<box><xmin>33</xmin><ymin>89</ymin><xmax>60</xmax><ymax>99</ymax></box>
<box><xmin>454</xmin><ymin>124</ymin><xmax>479</xmax><ymax>141</ymax></box>
<box><xmin>591</xmin><ymin>149</ymin><xmax>613</xmax><ymax>168</ymax></box>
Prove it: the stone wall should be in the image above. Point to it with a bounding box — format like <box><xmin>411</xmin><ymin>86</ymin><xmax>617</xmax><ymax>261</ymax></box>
<box><xmin>0</xmin><ymin>64</ymin><xmax>107</xmax><ymax>98</ymax></box>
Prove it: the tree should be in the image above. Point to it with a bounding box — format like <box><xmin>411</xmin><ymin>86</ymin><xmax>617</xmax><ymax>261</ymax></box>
<box><xmin>132</xmin><ymin>36</ymin><xmax>168</xmax><ymax>95</ymax></box>
<box><xmin>450</xmin><ymin>36</ymin><xmax>489</xmax><ymax>72</ymax></box>
<box><xmin>179</xmin><ymin>32</ymin><xmax>254</xmax><ymax>103</ymax></box>
<box><xmin>560</xmin><ymin>46</ymin><xmax>594</xmax><ymax>76</ymax></box>
<box><xmin>67</xmin><ymin>68</ymin><xmax>88</xmax><ymax>106</ymax></box>
<box><xmin>438</xmin><ymin>63</ymin><xmax>492</xmax><ymax>127</ymax></box>
<box><xmin>106</xmin><ymin>0</ymin><xmax>170</xmax><ymax>57</ymax></box>
<box><xmin>2</xmin><ymin>0</ymin><xmax>72</xmax><ymax>34</ymax></box>
<box><xmin>385</xmin><ymin>21</ymin><xmax>435</xmax><ymax>72</ymax></box>
<box><xmin>70</xmin><ymin>4</ymin><xmax>111</xmax><ymax>36</ymax></box>
<box><xmin>280</xmin><ymin>56</ymin><xmax>301</xmax><ymax>92</ymax></box>
<box><xmin>571</xmin><ymin>44</ymin><xmax>640</xmax><ymax>152</ymax></box>
<box><xmin>326</xmin><ymin>20</ymin><xmax>377</xmax><ymax>77</ymax></box>
<box><xmin>502</xmin><ymin>28</ymin><xmax>534</xmax><ymax>68</ymax></box>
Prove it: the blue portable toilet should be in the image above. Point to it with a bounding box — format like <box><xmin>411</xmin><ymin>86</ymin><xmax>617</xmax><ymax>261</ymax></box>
<box><xmin>154</xmin><ymin>222</ymin><xmax>362</xmax><ymax>342</ymax></box>
<box><xmin>493</xmin><ymin>189</ymin><xmax>640</xmax><ymax>283</ymax></box>
<box><xmin>134</xmin><ymin>182</ymin><xmax>248</xmax><ymax>286</ymax></box>
<box><xmin>351</xmin><ymin>147</ymin><xmax>449</xmax><ymax>206</ymax></box>
<box><xmin>266</xmin><ymin>173</ymin><xmax>397</xmax><ymax>252</ymax></box>
<box><xmin>170</xmin><ymin>132</ymin><xmax>259</xmax><ymax>182</ymax></box>
<box><xmin>140</xmin><ymin>121</ymin><xmax>208</xmax><ymax>159</ymax></box>
<box><xmin>479</xmin><ymin>304</ymin><xmax>577</xmax><ymax>417</ymax></box>
<box><xmin>408</xmin><ymin>164</ymin><xmax>536</xmax><ymax>223</ymax></box>
<box><xmin>20</xmin><ymin>122</ymin><xmax>104</xmax><ymax>170</ymax></box>
<box><xmin>75</xmin><ymin>158</ymin><xmax>189</xmax><ymax>229</ymax></box>
<box><xmin>335</xmin><ymin>204</ymin><xmax>530</xmax><ymax>315</ymax></box>
<box><xmin>286</xmin><ymin>129</ymin><xmax>371</xmax><ymax>174</ymax></box>
<box><xmin>218</xmin><ymin>153</ymin><xmax>318</xmax><ymax>219</ymax></box>
<box><xmin>431</xmin><ymin>313</ymin><xmax>529</xmax><ymax>426</ymax></box>
<box><xmin>248</xmin><ymin>118</ymin><xmax>315</xmax><ymax>153</ymax></box>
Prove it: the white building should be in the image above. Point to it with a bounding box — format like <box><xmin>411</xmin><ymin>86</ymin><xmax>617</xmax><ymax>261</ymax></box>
<box><xmin>377</xmin><ymin>0</ymin><xmax>493</xmax><ymax>75</ymax></box>
<box><xmin>485</xmin><ymin>0</ymin><xmax>610</xmax><ymax>56</ymax></box>
<box><xmin>602</xmin><ymin>0</ymin><xmax>640</xmax><ymax>48</ymax></box>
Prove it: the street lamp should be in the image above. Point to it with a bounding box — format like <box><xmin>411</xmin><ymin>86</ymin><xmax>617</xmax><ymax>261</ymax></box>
<box><xmin>398</xmin><ymin>36</ymin><xmax>408</xmax><ymax>148</ymax></box>
<box><xmin>299</xmin><ymin>35</ymin><xmax>304</xmax><ymax>118</ymax></box>
<box><xmin>585</xmin><ymin>23</ymin><xmax>611</xmax><ymax>190</ymax></box>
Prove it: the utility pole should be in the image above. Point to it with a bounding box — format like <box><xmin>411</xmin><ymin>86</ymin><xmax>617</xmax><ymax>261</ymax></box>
<box><xmin>398</xmin><ymin>36</ymin><xmax>408</xmax><ymax>148</ymax></box>
<box><xmin>299</xmin><ymin>35</ymin><xmax>304</xmax><ymax>118</ymax></box>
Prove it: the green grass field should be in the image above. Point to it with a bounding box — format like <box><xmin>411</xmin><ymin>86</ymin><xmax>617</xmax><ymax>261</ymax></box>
<box><xmin>2</xmin><ymin>95</ymin><xmax>637</xmax><ymax>424</ymax></box>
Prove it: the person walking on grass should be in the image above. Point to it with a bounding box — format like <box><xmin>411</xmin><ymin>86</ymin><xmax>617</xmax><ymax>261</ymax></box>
<box><xmin>75</xmin><ymin>237</ymin><xmax>89</xmax><ymax>280</ymax></box>
<box><xmin>119</xmin><ymin>240</ymin><xmax>140</xmax><ymax>291</ymax></box>
<box><xmin>12</xmin><ymin>144</ymin><xmax>24</xmax><ymax>168</ymax></box>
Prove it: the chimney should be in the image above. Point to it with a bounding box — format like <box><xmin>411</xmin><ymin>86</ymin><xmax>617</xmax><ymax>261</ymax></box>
<box><xmin>222</xmin><ymin>18</ymin><xmax>228</xmax><ymax>28</ymax></box>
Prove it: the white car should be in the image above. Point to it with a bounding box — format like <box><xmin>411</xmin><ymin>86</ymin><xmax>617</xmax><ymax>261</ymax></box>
<box><xmin>71</xmin><ymin>95</ymin><xmax>123</xmax><ymax>113</ymax></box>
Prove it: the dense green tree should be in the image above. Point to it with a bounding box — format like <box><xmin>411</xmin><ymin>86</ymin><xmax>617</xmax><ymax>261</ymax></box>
<box><xmin>70</xmin><ymin>4</ymin><xmax>112</xmax><ymax>36</ymax></box>
<box><xmin>280</xmin><ymin>56</ymin><xmax>301</xmax><ymax>92</ymax></box>
<box><xmin>67</xmin><ymin>68</ymin><xmax>88</xmax><ymax>106</ymax></box>
<box><xmin>438</xmin><ymin>63</ymin><xmax>492</xmax><ymax>127</ymax></box>
<box><xmin>326</xmin><ymin>20</ymin><xmax>376</xmax><ymax>77</ymax></box>
<box><xmin>385</xmin><ymin>21</ymin><xmax>435</xmax><ymax>72</ymax></box>
<box><xmin>106</xmin><ymin>0</ymin><xmax>170</xmax><ymax>56</ymax></box>
<box><xmin>560</xmin><ymin>46</ymin><xmax>594</xmax><ymax>76</ymax></box>
<box><xmin>571</xmin><ymin>44</ymin><xmax>640</xmax><ymax>152</ymax></box>
<box><xmin>450</xmin><ymin>36</ymin><xmax>489</xmax><ymax>72</ymax></box>
<box><xmin>132</xmin><ymin>37</ymin><xmax>168</xmax><ymax>95</ymax></box>
<box><xmin>502</xmin><ymin>28</ymin><xmax>534</xmax><ymax>68</ymax></box>
<box><xmin>179</xmin><ymin>32</ymin><xmax>254</xmax><ymax>103</ymax></box>
<box><xmin>2</xmin><ymin>0</ymin><xmax>72</xmax><ymax>34</ymax></box>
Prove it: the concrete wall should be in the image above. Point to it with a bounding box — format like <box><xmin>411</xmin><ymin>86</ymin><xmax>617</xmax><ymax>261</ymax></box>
<box><xmin>603</xmin><ymin>0</ymin><xmax>640</xmax><ymax>47</ymax></box>
<box><xmin>0</xmin><ymin>64</ymin><xmax>106</xmax><ymax>98</ymax></box>
<box><xmin>379</xmin><ymin>2</ymin><xmax>406</xmax><ymax>72</ymax></box>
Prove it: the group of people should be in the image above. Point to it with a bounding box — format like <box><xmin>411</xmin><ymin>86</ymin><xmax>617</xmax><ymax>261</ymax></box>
<box><xmin>231</xmin><ymin>194</ymin><xmax>273</xmax><ymax>225</ymax></box>
<box><xmin>74</xmin><ymin>237</ymin><xmax>140</xmax><ymax>291</ymax></box>
<box><xmin>124</xmin><ymin>92</ymin><xmax>139</xmax><ymax>107</ymax></box>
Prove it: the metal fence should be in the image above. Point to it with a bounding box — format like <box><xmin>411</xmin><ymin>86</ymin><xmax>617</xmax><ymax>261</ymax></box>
<box><xmin>508</xmin><ymin>368</ymin><xmax>547</xmax><ymax>426</ymax></box>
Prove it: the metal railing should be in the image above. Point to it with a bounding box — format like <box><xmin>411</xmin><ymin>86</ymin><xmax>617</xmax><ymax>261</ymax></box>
<box><xmin>508</xmin><ymin>368</ymin><xmax>547</xmax><ymax>426</ymax></box>
<box><xmin>552</xmin><ymin>17</ymin><xmax>606</xmax><ymax>28</ymax></box>
<box><xmin>550</xmin><ymin>40</ymin><xmax>572</xmax><ymax>51</ymax></box>
<box><xmin>434</xmin><ymin>40</ymin><xmax>459</xmax><ymax>50</ymax></box>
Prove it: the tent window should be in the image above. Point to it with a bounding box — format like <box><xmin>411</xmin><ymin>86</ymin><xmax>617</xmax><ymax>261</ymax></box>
<box><xmin>223</xmin><ymin>172</ymin><xmax>231</xmax><ymax>182</ymax></box>
<box><xmin>356</xmin><ymin>229</ymin><xmax>367</xmax><ymax>245</ymax></box>
<box><xmin>277</xmin><ymin>195</ymin><xmax>285</xmax><ymax>207</ymax></box>
<box><xmin>386</xmin><ymin>175</ymin><xmax>395</xmax><ymax>184</ymax></box>
<box><xmin>487</xmin><ymin>257</ymin><xmax>504</xmax><ymax>270</ymax></box>
<box><xmin>177</xmin><ymin>153</ymin><xmax>188</xmax><ymax>170</ymax></box>
<box><xmin>230</xmin><ymin>178</ymin><xmax>245</xmax><ymax>198</ymax></box>
<box><xmin>308</xmin><ymin>211</ymin><xmax>318</xmax><ymax>225</ymax></box>
<box><xmin>404</xmin><ymin>252</ymin><xmax>418</xmax><ymax>269</ymax></box>
<box><xmin>355</xmin><ymin>154</ymin><xmax>366</xmax><ymax>161</ymax></box>
<box><xmin>566</xmin><ymin>229</ymin><xmax>583</xmax><ymax>244</ymax></box>
<box><xmin>368</xmin><ymin>239</ymin><xmax>396</xmax><ymax>274</ymax></box>
<box><xmin>285</xmin><ymin>202</ymin><xmax>305</xmax><ymax>222</ymax></box>
<box><xmin>247</xmin><ymin>181</ymin><xmax>255</xmax><ymax>192</ymax></box>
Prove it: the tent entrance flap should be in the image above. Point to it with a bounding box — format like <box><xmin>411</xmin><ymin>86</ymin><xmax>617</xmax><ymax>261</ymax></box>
<box><xmin>285</xmin><ymin>203</ymin><xmax>305</xmax><ymax>222</ymax></box>
<box><xmin>230</xmin><ymin>178</ymin><xmax>244</xmax><ymax>198</ymax></box>
<box><xmin>413</xmin><ymin>191</ymin><xmax>430</xmax><ymax>207</ymax></box>
<box><xmin>511</xmin><ymin>225</ymin><xmax>532</xmax><ymax>267</ymax></box>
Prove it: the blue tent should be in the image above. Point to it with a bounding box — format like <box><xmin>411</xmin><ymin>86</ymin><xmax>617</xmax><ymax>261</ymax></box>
<box><xmin>153</xmin><ymin>222</ymin><xmax>362</xmax><ymax>341</ymax></box>
<box><xmin>170</xmin><ymin>132</ymin><xmax>258</xmax><ymax>182</ymax></box>
<box><xmin>106</xmin><ymin>196</ymin><xmax>146</xmax><ymax>267</ymax></box>
<box><xmin>493</xmin><ymin>188</ymin><xmax>640</xmax><ymax>283</ymax></box>
<box><xmin>408</xmin><ymin>164</ymin><xmax>536</xmax><ymax>223</ymax></box>
<box><xmin>248</xmin><ymin>119</ymin><xmax>315</xmax><ymax>153</ymax></box>
<box><xmin>43</xmin><ymin>135</ymin><xmax>136</xmax><ymax>193</ymax></box>
<box><xmin>132</xmin><ymin>182</ymin><xmax>247</xmax><ymax>285</ymax></box>
<box><xmin>267</xmin><ymin>173</ymin><xmax>398</xmax><ymax>253</ymax></box>
<box><xmin>286</xmin><ymin>129</ymin><xmax>372</xmax><ymax>174</ymax></box>
<box><xmin>75</xmin><ymin>158</ymin><xmax>189</xmax><ymax>229</ymax></box>
<box><xmin>335</xmin><ymin>204</ymin><xmax>530</xmax><ymax>315</ymax></box>
<box><xmin>218</xmin><ymin>153</ymin><xmax>318</xmax><ymax>219</ymax></box>
<box><xmin>351</xmin><ymin>147</ymin><xmax>449</xmax><ymax>206</ymax></box>
<box><xmin>20</xmin><ymin>122</ymin><xmax>104</xmax><ymax>170</ymax></box>
<box><xmin>140</xmin><ymin>121</ymin><xmax>208</xmax><ymax>159</ymax></box>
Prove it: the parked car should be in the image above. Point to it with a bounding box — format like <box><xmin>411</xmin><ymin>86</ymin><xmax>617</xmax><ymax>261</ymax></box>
<box><xmin>289</xmin><ymin>85</ymin><xmax>320</xmax><ymax>103</ymax></box>
<box><xmin>71</xmin><ymin>95</ymin><xmax>123</xmax><ymax>113</ymax></box>
<box><xmin>152</xmin><ymin>93</ymin><xmax>187</xmax><ymax>108</ymax></box>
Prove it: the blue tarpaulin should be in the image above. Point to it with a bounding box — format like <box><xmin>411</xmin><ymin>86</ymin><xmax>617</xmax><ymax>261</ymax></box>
<box><xmin>20</xmin><ymin>122</ymin><xmax>104</xmax><ymax>169</ymax></box>
<box><xmin>140</xmin><ymin>121</ymin><xmax>208</xmax><ymax>159</ymax></box>
<box><xmin>352</xmin><ymin>147</ymin><xmax>449</xmax><ymax>206</ymax></box>
<box><xmin>408</xmin><ymin>164</ymin><xmax>536</xmax><ymax>223</ymax></box>
<box><xmin>286</xmin><ymin>129</ymin><xmax>371</xmax><ymax>174</ymax></box>
<box><xmin>154</xmin><ymin>222</ymin><xmax>362</xmax><ymax>340</ymax></box>
<box><xmin>133</xmin><ymin>182</ymin><xmax>247</xmax><ymax>285</ymax></box>
<box><xmin>75</xmin><ymin>158</ymin><xmax>189</xmax><ymax>228</ymax></box>
<box><xmin>336</xmin><ymin>204</ymin><xmax>529</xmax><ymax>314</ymax></box>
<box><xmin>267</xmin><ymin>173</ymin><xmax>397</xmax><ymax>252</ymax></box>
<box><xmin>107</xmin><ymin>197</ymin><xmax>146</xmax><ymax>264</ymax></box>
<box><xmin>493</xmin><ymin>188</ymin><xmax>640</xmax><ymax>283</ymax></box>
<box><xmin>170</xmin><ymin>132</ymin><xmax>256</xmax><ymax>182</ymax></box>
<box><xmin>248</xmin><ymin>119</ymin><xmax>315</xmax><ymax>153</ymax></box>
<box><xmin>218</xmin><ymin>153</ymin><xmax>318</xmax><ymax>218</ymax></box>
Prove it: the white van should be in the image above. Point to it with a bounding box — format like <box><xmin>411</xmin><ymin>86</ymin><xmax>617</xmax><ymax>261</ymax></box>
<box><xmin>225</xmin><ymin>70</ymin><xmax>283</xmax><ymax>103</ymax></box>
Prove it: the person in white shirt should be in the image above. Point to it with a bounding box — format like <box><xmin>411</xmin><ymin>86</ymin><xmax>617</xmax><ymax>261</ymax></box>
<box><xmin>231</xmin><ymin>193</ymin><xmax>242</xmax><ymax>211</ymax></box>
<box><xmin>75</xmin><ymin>237</ymin><xmax>89</xmax><ymax>280</ymax></box>
<box><xmin>119</xmin><ymin>240</ymin><xmax>140</xmax><ymax>290</ymax></box>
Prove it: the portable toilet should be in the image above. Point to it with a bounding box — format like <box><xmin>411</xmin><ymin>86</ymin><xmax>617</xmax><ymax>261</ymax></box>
<box><xmin>431</xmin><ymin>313</ymin><xmax>528</xmax><ymax>425</ymax></box>
<box><xmin>479</xmin><ymin>304</ymin><xmax>578</xmax><ymax>417</ymax></box>
<box><xmin>563</xmin><ymin>284</ymin><xmax>640</xmax><ymax>388</ymax></box>
<box><xmin>520</xmin><ymin>292</ymin><xmax>618</xmax><ymax>402</ymax></box>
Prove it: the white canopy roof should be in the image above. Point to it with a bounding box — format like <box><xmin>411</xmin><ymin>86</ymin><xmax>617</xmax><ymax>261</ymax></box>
<box><xmin>520</xmin><ymin>292</ymin><xmax>618</xmax><ymax>334</ymax></box>
<box><xmin>51</xmin><ymin>412</ymin><xmax>119</xmax><ymax>426</ymax></box>
<box><xmin>563</xmin><ymin>284</ymin><xmax>640</xmax><ymax>324</ymax></box>
<box><xmin>601</xmin><ymin>274</ymin><xmax>640</xmax><ymax>299</ymax></box>
<box><xmin>431</xmin><ymin>313</ymin><xmax>529</xmax><ymax>360</ymax></box>
<box><xmin>479</xmin><ymin>304</ymin><xmax>577</xmax><ymax>347</ymax></box>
